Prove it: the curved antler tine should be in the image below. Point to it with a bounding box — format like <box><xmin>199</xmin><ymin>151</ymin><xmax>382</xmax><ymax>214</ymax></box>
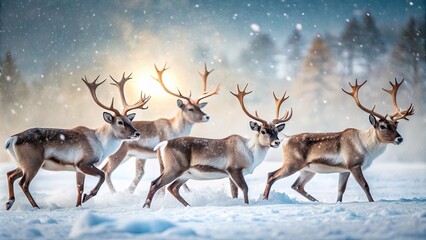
<box><xmin>383</xmin><ymin>78</ymin><xmax>414</xmax><ymax>121</ymax></box>
<box><xmin>152</xmin><ymin>64</ymin><xmax>191</xmax><ymax>102</ymax></box>
<box><xmin>82</xmin><ymin>75</ymin><xmax>120</xmax><ymax>115</ymax></box>
<box><xmin>109</xmin><ymin>75</ymin><xmax>118</xmax><ymax>85</ymax></box>
<box><xmin>255</xmin><ymin>110</ymin><xmax>260</xmax><ymax>118</ymax></box>
<box><xmin>342</xmin><ymin>79</ymin><xmax>386</xmax><ymax>120</ymax></box>
<box><xmin>273</xmin><ymin>91</ymin><xmax>290</xmax><ymax>119</ymax></box>
<box><xmin>109</xmin><ymin>72</ymin><xmax>133</xmax><ymax>109</ymax></box>
<box><xmin>231</xmin><ymin>84</ymin><xmax>267</xmax><ymax>125</ymax></box>
<box><xmin>194</xmin><ymin>63</ymin><xmax>219</xmax><ymax>103</ymax></box>
<box><xmin>199</xmin><ymin>63</ymin><xmax>214</xmax><ymax>93</ymax></box>
<box><xmin>273</xmin><ymin>107</ymin><xmax>293</xmax><ymax>124</ymax></box>
<box><xmin>122</xmin><ymin>89</ymin><xmax>151</xmax><ymax>115</ymax></box>
<box><xmin>272</xmin><ymin>91</ymin><xmax>292</xmax><ymax>124</ymax></box>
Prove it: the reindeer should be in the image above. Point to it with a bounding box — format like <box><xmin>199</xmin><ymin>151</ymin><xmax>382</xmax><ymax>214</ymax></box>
<box><xmin>143</xmin><ymin>84</ymin><xmax>292</xmax><ymax>208</ymax></box>
<box><xmin>102</xmin><ymin>64</ymin><xmax>219</xmax><ymax>193</ymax></box>
<box><xmin>263</xmin><ymin>79</ymin><xmax>414</xmax><ymax>202</ymax></box>
<box><xmin>4</xmin><ymin>74</ymin><xmax>150</xmax><ymax>210</ymax></box>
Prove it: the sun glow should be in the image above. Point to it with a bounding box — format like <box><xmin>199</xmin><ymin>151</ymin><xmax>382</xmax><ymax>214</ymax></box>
<box><xmin>126</xmin><ymin>70</ymin><xmax>179</xmax><ymax>100</ymax></box>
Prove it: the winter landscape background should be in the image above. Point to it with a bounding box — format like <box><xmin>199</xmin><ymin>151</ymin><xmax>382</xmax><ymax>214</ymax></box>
<box><xmin>0</xmin><ymin>0</ymin><xmax>425</xmax><ymax>239</ymax></box>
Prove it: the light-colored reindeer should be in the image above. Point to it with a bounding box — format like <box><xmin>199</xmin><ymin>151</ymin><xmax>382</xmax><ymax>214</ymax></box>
<box><xmin>4</xmin><ymin>74</ymin><xmax>150</xmax><ymax>209</ymax></box>
<box><xmin>143</xmin><ymin>84</ymin><xmax>292</xmax><ymax>208</ymax></box>
<box><xmin>102</xmin><ymin>64</ymin><xmax>219</xmax><ymax>193</ymax></box>
<box><xmin>263</xmin><ymin>79</ymin><xmax>414</xmax><ymax>202</ymax></box>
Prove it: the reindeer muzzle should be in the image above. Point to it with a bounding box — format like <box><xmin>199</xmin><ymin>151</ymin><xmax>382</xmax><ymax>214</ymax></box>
<box><xmin>394</xmin><ymin>136</ymin><xmax>403</xmax><ymax>145</ymax></box>
<box><xmin>271</xmin><ymin>140</ymin><xmax>281</xmax><ymax>148</ymax></box>
<box><xmin>131</xmin><ymin>131</ymin><xmax>141</xmax><ymax>140</ymax></box>
<box><xmin>202</xmin><ymin>115</ymin><xmax>210</xmax><ymax>122</ymax></box>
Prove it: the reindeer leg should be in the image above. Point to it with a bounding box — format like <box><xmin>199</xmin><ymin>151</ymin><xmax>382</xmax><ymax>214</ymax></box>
<box><xmin>143</xmin><ymin>170</ymin><xmax>183</xmax><ymax>208</ymax></box>
<box><xmin>102</xmin><ymin>146</ymin><xmax>129</xmax><ymax>194</ymax></box>
<box><xmin>168</xmin><ymin>178</ymin><xmax>190</xmax><ymax>207</ymax></box>
<box><xmin>263</xmin><ymin>163</ymin><xmax>302</xmax><ymax>200</ymax></box>
<box><xmin>128</xmin><ymin>158</ymin><xmax>146</xmax><ymax>193</ymax></box>
<box><xmin>182</xmin><ymin>183</ymin><xmax>191</xmax><ymax>192</ymax></box>
<box><xmin>157</xmin><ymin>152</ymin><xmax>167</xmax><ymax>197</ymax></box>
<box><xmin>229</xmin><ymin>178</ymin><xmax>238</xmax><ymax>199</ymax></box>
<box><xmin>76</xmin><ymin>172</ymin><xmax>85</xmax><ymax>207</ymax></box>
<box><xmin>19</xmin><ymin>170</ymin><xmax>42</xmax><ymax>209</ymax></box>
<box><xmin>227</xmin><ymin>168</ymin><xmax>249</xmax><ymax>204</ymax></box>
<box><xmin>336</xmin><ymin>172</ymin><xmax>350</xmax><ymax>202</ymax></box>
<box><xmin>76</xmin><ymin>161</ymin><xmax>105</xmax><ymax>203</ymax></box>
<box><xmin>291</xmin><ymin>170</ymin><xmax>318</xmax><ymax>202</ymax></box>
<box><xmin>350</xmin><ymin>166</ymin><xmax>374</xmax><ymax>202</ymax></box>
<box><xmin>6</xmin><ymin>168</ymin><xmax>23</xmax><ymax>210</ymax></box>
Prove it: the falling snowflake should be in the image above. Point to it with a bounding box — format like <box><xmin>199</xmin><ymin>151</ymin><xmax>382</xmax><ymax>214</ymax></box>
<box><xmin>250</xmin><ymin>23</ymin><xmax>260</xmax><ymax>32</ymax></box>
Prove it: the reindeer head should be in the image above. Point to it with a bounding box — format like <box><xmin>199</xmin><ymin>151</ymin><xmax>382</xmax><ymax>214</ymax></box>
<box><xmin>82</xmin><ymin>74</ymin><xmax>151</xmax><ymax>140</ymax></box>
<box><xmin>152</xmin><ymin>63</ymin><xmax>220</xmax><ymax>124</ymax></box>
<box><xmin>343</xmin><ymin>79</ymin><xmax>414</xmax><ymax>145</ymax></box>
<box><xmin>231</xmin><ymin>84</ymin><xmax>292</xmax><ymax>148</ymax></box>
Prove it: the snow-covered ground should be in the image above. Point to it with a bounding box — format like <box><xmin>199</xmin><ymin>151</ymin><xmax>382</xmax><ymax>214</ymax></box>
<box><xmin>0</xmin><ymin>155</ymin><xmax>425</xmax><ymax>239</ymax></box>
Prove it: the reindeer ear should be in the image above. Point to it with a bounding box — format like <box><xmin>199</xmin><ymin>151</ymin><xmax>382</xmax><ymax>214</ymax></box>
<box><xmin>369</xmin><ymin>114</ymin><xmax>378</xmax><ymax>128</ymax></box>
<box><xmin>276</xmin><ymin>123</ymin><xmax>286</xmax><ymax>132</ymax></box>
<box><xmin>198</xmin><ymin>102</ymin><xmax>208</xmax><ymax>109</ymax></box>
<box><xmin>127</xmin><ymin>113</ymin><xmax>136</xmax><ymax>121</ymax></box>
<box><xmin>103</xmin><ymin>112</ymin><xmax>114</xmax><ymax>124</ymax></box>
<box><xmin>249</xmin><ymin>121</ymin><xmax>260</xmax><ymax>131</ymax></box>
<box><xmin>177</xmin><ymin>99</ymin><xmax>185</xmax><ymax>110</ymax></box>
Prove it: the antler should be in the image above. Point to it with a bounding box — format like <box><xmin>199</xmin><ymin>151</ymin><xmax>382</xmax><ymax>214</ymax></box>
<box><xmin>382</xmin><ymin>78</ymin><xmax>414</xmax><ymax>121</ymax></box>
<box><xmin>271</xmin><ymin>92</ymin><xmax>293</xmax><ymax>124</ymax></box>
<box><xmin>230</xmin><ymin>84</ymin><xmax>267</xmax><ymax>125</ymax></box>
<box><xmin>342</xmin><ymin>79</ymin><xmax>387</xmax><ymax>120</ymax></box>
<box><xmin>110</xmin><ymin>73</ymin><xmax>151</xmax><ymax>115</ymax></box>
<box><xmin>193</xmin><ymin>63</ymin><xmax>220</xmax><ymax>104</ymax></box>
<box><xmin>152</xmin><ymin>64</ymin><xmax>192</xmax><ymax>103</ymax></box>
<box><xmin>81</xmin><ymin>75</ymin><xmax>120</xmax><ymax>116</ymax></box>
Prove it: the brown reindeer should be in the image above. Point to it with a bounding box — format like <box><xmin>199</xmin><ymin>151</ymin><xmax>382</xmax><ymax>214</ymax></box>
<box><xmin>102</xmin><ymin>64</ymin><xmax>219</xmax><ymax>193</ymax></box>
<box><xmin>4</xmin><ymin>74</ymin><xmax>150</xmax><ymax>209</ymax></box>
<box><xmin>143</xmin><ymin>84</ymin><xmax>292</xmax><ymax>208</ymax></box>
<box><xmin>263</xmin><ymin>79</ymin><xmax>414</xmax><ymax>202</ymax></box>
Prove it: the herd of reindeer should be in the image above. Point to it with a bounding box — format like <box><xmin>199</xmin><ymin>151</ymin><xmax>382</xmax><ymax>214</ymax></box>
<box><xmin>3</xmin><ymin>64</ymin><xmax>414</xmax><ymax>210</ymax></box>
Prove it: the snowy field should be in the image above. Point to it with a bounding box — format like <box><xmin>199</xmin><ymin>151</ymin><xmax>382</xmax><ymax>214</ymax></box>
<box><xmin>0</xmin><ymin>154</ymin><xmax>425</xmax><ymax>239</ymax></box>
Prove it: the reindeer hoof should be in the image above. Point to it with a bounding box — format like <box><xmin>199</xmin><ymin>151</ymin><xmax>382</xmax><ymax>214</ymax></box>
<box><xmin>143</xmin><ymin>201</ymin><xmax>151</xmax><ymax>208</ymax></box>
<box><xmin>6</xmin><ymin>199</ymin><xmax>15</xmax><ymax>210</ymax></box>
<box><xmin>82</xmin><ymin>193</ymin><xmax>89</xmax><ymax>203</ymax></box>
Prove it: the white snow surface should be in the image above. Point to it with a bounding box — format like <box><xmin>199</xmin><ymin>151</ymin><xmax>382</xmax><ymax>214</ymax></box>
<box><xmin>0</xmin><ymin>157</ymin><xmax>425</xmax><ymax>239</ymax></box>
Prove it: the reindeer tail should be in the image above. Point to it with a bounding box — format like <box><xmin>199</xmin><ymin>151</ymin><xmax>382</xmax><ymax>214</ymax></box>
<box><xmin>5</xmin><ymin>136</ymin><xmax>18</xmax><ymax>162</ymax></box>
<box><xmin>154</xmin><ymin>141</ymin><xmax>168</xmax><ymax>151</ymax></box>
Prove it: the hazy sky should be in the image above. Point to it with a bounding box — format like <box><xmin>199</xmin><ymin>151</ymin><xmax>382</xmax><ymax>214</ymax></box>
<box><xmin>1</xmin><ymin>0</ymin><xmax>424</xmax><ymax>79</ymax></box>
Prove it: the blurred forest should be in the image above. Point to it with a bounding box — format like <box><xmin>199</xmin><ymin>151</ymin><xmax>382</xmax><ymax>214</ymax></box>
<box><xmin>0</xmin><ymin>10</ymin><xmax>425</xmax><ymax>162</ymax></box>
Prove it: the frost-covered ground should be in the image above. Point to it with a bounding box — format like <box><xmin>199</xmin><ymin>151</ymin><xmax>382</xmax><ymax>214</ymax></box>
<box><xmin>0</xmin><ymin>155</ymin><xmax>425</xmax><ymax>239</ymax></box>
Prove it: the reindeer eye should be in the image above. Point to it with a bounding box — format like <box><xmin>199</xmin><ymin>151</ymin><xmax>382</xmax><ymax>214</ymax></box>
<box><xmin>118</xmin><ymin>121</ymin><xmax>124</xmax><ymax>125</ymax></box>
<box><xmin>188</xmin><ymin>108</ymin><xmax>194</xmax><ymax>112</ymax></box>
<box><xmin>379</xmin><ymin>125</ymin><xmax>386</xmax><ymax>130</ymax></box>
<box><xmin>261</xmin><ymin>130</ymin><xmax>266</xmax><ymax>134</ymax></box>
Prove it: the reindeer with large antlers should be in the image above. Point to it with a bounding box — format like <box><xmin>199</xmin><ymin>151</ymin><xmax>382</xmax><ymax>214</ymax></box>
<box><xmin>263</xmin><ymin>79</ymin><xmax>414</xmax><ymax>202</ymax></box>
<box><xmin>4</xmin><ymin>75</ymin><xmax>150</xmax><ymax>210</ymax></box>
<box><xmin>143</xmin><ymin>84</ymin><xmax>292</xmax><ymax>208</ymax></box>
<box><xmin>102</xmin><ymin>64</ymin><xmax>220</xmax><ymax>193</ymax></box>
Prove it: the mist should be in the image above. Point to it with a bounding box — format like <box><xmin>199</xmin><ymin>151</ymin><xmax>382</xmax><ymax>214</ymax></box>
<box><xmin>0</xmin><ymin>0</ymin><xmax>425</xmax><ymax>163</ymax></box>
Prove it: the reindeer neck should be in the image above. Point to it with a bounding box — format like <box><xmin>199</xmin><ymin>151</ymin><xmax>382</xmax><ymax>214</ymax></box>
<box><xmin>358</xmin><ymin>127</ymin><xmax>387</xmax><ymax>167</ymax></box>
<box><xmin>247</xmin><ymin>133</ymin><xmax>269</xmax><ymax>159</ymax></box>
<box><xmin>170</xmin><ymin>111</ymin><xmax>193</xmax><ymax>136</ymax></box>
<box><xmin>244</xmin><ymin>133</ymin><xmax>269</xmax><ymax>174</ymax></box>
<box><xmin>95</xmin><ymin>124</ymin><xmax>124</xmax><ymax>158</ymax></box>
